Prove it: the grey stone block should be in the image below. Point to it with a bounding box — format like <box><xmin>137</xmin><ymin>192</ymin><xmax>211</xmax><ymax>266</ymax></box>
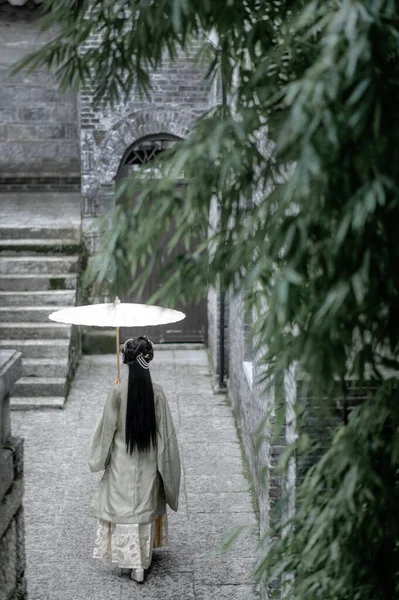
<box><xmin>0</xmin><ymin>68</ymin><xmax>54</xmax><ymax>89</ymax></box>
<box><xmin>0</xmin><ymin>323</ymin><xmax>72</xmax><ymax>340</ymax></box>
<box><xmin>0</xmin><ymin>447</ymin><xmax>14</xmax><ymax>501</ymax></box>
<box><xmin>0</xmin><ymin>255</ymin><xmax>79</xmax><ymax>275</ymax></box>
<box><xmin>0</xmin><ymin>350</ymin><xmax>22</xmax><ymax>422</ymax></box>
<box><xmin>195</xmin><ymin>584</ymin><xmax>258</xmax><ymax>600</ymax></box>
<box><xmin>177</xmin><ymin>393</ymin><xmax>224</xmax><ymax>406</ymax></box>
<box><xmin>0</xmin><ymin>291</ymin><xmax>76</xmax><ymax>308</ymax></box>
<box><xmin>30</xmin><ymin>88</ymin><xmax>61</xmax><ymax>103</ymax></box>
<box><xmin>149</xmin><ymin>545</ymin><xmax>193</xmax><ymax>574</ymax></box>
<box><xmin>11</xmin><ymin>396</ymin><xmax>66</xmax><ymax>410</ymax></box>
<box><xmin>0</xmin><ymin>274</ymin><xmax>77</xmax><ymax>292</ymax></box>
<box><xmin>0</xmin><ymin>307</ymin><xmax>68</xmax><ymax>326</ymax></box>
<box><xmin>0</xmin><ymin>107</ymin><xmax>19</xmax><ymax>123</ymax></box>
<box><xmin>179</xmin><ymin>402</ymin><xmax>232</xmax><ymax>420</ymax></box>
<box><xmin>13</xmin><ymin>377</ymin><xmax>66</xmax><ymax>398</ymax></box>
<box><xmin>22</xmin><ymin>358</ymin><xmax>69</xmax><ymax>378</ymax></box>
<box><xmin>183</xmin><ymin>449</ymin><xmax>244</xmax><ymax>471</ymax></box>
<box><xmin>178</xmin><ymin>422</ymin><xmax>239</xmax><ymax>444</ymax></box>
<box><xmin>0</xmin><ymin>87</ymin><xmax>32</xmax><ymax>105</ymax></box>
<box><xmin>194</xmin><ymin>556</ymin><xmax>256</xmax><ymax>586</ymax></box>
<box><xmin>184</xmin><ymin>470</ymin><xmax>249</xmax><ymax>494</ymax></box>
<box><xmin>173</xmin><ymin>350</ymin><xmax>208</xmax><ymax>366</ymax></box>
<box><xmin>17</xmin><ymin>107</ymin><xmax>49</xmax><ymax>122</ymax></box>
<box><xmin>189</xmin><ymin>513</ymin><xmax>257</xmax><ymax>559</ymax></box>
<box><xmin>120</xmin><ymin>571</ymin><xmax>195</xmax><ymax>600</ymax></box>
<box><xmin>5</xmin><ymin>125</ymin><xmax>38</xmax><ymax>143</ymax></box>
<box><xmin>0</xmin><ymin>476</ymin><xmax>24</xmax><ymax>539</ymax></box>
<box><xmin>187</xmin><ymin>492</ymin><xmax>254</xmax><ymax>514</ymax></box>
<box><xmin>182</xmin><ymin>441</ymin><xmax>242</xmax><ymax>463</ymax></box>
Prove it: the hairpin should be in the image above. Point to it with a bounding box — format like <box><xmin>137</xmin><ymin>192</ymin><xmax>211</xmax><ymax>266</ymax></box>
<box><xmin>136</xmin><ymin>353</ymin><xmax>150</xmax><ymax>369</ymax></box>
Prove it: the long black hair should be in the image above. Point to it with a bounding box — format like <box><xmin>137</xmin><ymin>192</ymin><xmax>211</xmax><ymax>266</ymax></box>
<box><xmin>122</xmin><ymin>336</ymin><xmax>157</xmax><ymax>454</ymax></box>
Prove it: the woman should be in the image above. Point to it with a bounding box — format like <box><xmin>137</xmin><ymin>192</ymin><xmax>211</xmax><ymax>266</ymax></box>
<box><xmin>88</xmin><ymin>336</ymin><xmax>180</xmax><ymax>583</ymax></box>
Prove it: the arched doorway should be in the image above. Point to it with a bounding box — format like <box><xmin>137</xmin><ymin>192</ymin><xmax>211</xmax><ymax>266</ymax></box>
<box><xmin>116</xmin><ymin>133</ymin><xmax>208</xmax><ymax>344</ymax></box>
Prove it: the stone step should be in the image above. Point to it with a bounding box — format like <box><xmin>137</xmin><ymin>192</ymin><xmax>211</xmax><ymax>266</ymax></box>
<box><xmin>0</xmin><ymin>226</ymin><xmax>80</xmax><ymax>242</ymax></box>
<box><xmin>0</xmin><ymin>322</ymin><xmax>72</xmax><ymax>339</ymax></box>
<box><xmin>0</xmin><ymin>290</ymin><xmax>76</xmax><ymax>306</ymax></box>
<box><xmin>0</xmin><ymin>306</ymin><xmax>68</xmax><ymax>323</ymax></box>
<box><xmin>13</xmin><ymin>376</ymin><xmax>67</xmax><ymax>397</ymax></box>
<box><xmin>0</xmin><ymin>255</ymin><xmax>80</xmax><ymax>275</ymax></box>
<box><xmin>0</xmin><ymin>339</ymin><xmax>70</xmax><ymax>358</ymax></box>
<box><xmin>0</xmin><ymin>239</ymin><xmax>82</xmax><ymax>255</ymax></box>
<box><xmin>22</xmin><ymin>357</ymin><xmax>69</xmax><ymax>378</ymax></box>
<box><xmin>0</xmin><ymin>274</ymin><xmax>77</xmax><ymax>291</ymax></box>
<box><xmin>11</xmin><ymin>396</ymin><xmax>66</xmax><ymax>410</ymax></box>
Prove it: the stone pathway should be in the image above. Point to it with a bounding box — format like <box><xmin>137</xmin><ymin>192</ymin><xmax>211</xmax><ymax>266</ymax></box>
<box><xmin>12</xmin><ymin>348</ymin><xmax>258</xmax><ymax>600</ymax></box>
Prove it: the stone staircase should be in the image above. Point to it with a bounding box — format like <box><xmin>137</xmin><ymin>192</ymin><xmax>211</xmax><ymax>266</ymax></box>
<box><xmin>0</xmin><ymin>226</ymin><xmax>82</xmax><ymax>409</ymax></box>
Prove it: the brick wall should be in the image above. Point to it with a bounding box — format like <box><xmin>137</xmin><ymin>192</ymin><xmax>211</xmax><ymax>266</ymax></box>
<box><xmin>0</xmin><ymin>4</ymin><xmax>80</xmax><ymax>179</ymax></box>
<box><xmin>79</xmin><ymin>36</ymin><xmax>211</xmax><ymax>255</ymax></box>
<box><xmin>227</xmin><ymin>292</ymin><xmax>277</xmax><ymax>534</ymax></box>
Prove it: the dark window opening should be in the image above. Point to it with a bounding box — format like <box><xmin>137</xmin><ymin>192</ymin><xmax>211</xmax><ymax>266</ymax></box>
<box><xmin>119</xmin><ymin>133</ymin><xmax>181</xmax><ymax>175</ymax></box>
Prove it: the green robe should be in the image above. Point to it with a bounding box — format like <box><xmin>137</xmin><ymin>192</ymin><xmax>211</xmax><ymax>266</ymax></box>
<box><xmin>88</xmin><ymin>380</ymin><xmax>180</xmax><ymax>524</ymax></box>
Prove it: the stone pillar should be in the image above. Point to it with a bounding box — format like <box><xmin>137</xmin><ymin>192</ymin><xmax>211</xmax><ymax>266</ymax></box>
<box><xmin>0</xmin><ymin>350</ymin><xmax>26</xmax><ymax>600</ymax></box>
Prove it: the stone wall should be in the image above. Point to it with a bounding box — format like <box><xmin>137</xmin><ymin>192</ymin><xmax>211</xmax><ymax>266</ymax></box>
<box><xmin>206</xmin><ymin>284</ymin><xmax>292</xmax><ymax>543</ymax></box>
<box><xmin>206</xmin><ymin>179</ymin><xmax>282</xmax><ymax>537</ymax></box>
<box><xmin>205</xmin><ymin>123</ymin><xmax>290</xmax><ymax>542</ymax></box>
<box><xmin>227</xmin><ymin>292</ymin><xmax>276</xmax><ymax>534</ymax></box>
<box><xmin>0</xmin><ymin>3</ymin><xmax>80</xmax><ymax>181</ymax></box>
<box><xmin>0</xmin><ymin>350</ymin><xmax>26</xmax><ymax>600</ymax></box>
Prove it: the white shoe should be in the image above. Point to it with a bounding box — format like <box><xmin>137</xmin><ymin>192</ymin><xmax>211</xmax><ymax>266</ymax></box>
<box><xmin>130</xmin><ymin>568</ymin><xmax>144</xmax><ymax>583</ymax></box>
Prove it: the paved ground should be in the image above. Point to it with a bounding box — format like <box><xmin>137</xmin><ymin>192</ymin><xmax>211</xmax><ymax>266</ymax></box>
<box><xmin>12</xmin><ymin>348</ymin><xmax>259</xmax><ymax>600</ymax></box>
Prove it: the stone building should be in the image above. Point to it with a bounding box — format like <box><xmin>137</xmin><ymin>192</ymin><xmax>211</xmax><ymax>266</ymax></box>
<box><xmin>78</xmin><ymin>35</ymin><xmax>211</xmax><ymax>344</ymax></box>
<box><xmin>0</xmin><ymin>349</ymin><xmax>26</xmax><ymax>600</ymax></box>
<box><xmin>0</xmin><ymin>0</ymin><xmax>290</xmax><ymax>590</ymax></box>
<box><xmin>0</xmin><ymin>2</ymin><xmax>211</xmax><ymax>408</ymax></box>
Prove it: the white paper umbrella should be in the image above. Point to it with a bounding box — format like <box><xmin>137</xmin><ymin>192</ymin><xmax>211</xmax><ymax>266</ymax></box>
<box><xmin>49</xmin><ymin>297</ymin><xmax>185</xmax><ymax>383</ymax></box>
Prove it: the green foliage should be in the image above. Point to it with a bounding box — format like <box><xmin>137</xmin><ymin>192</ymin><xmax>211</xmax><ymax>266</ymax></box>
<box><xmin>260</xmin><ymin>380</ymin><xmax>399</xmax><ymax>600</ymax></box>
<box><xmin>18</xmin><ymin>0</ymin><xmax>399</xmax><ymax>598</ymax></box>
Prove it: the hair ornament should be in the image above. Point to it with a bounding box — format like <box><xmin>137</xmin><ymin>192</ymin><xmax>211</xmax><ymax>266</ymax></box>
<box><xmin>136</xmin><ymin>353</ymin><xmax>150</xmax><ymax>370</ymax></box>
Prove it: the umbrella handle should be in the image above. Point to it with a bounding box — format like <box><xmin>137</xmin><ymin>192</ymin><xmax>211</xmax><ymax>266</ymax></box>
<box><xmin>114</xmin><ymin>327</ymin><xmax>121</xmax><ymax>385</ymax></box>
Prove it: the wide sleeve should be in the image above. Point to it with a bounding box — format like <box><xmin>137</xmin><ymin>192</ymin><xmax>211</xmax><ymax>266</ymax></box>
<box><xmin>88</xmin><ymin>385</ymin><xmax>120</xmax><ymax>472</ymax></box>
<box><xmin>156</xmin><ymin>386</ymin><xmax>181</xmax><ymax>512</ymax></box>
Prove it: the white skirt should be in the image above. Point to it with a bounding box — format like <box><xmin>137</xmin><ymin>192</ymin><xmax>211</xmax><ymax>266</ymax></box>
<box><xmin>93</xmin><ymin>513</ymin><xmax>168</xmax><ymax>570</ymax></box>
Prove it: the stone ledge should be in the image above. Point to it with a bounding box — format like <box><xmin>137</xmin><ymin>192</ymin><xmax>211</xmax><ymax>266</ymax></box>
<box><xmin>10</xmin><ymin>437</ymin><xmax>24</xmax><ymax>479</ymax></box>
<box><xmin>0</xmin><ymin>350</ymin><xmax>22</xmax><ymax>400</ymax></box>
<box><xmin>0</xmin><ymin>350</ymin><xmax>22</xmax><ymax>445</ymax></box>
<box><xmin>0</xmin><ymin>475</ymin><xmax>24</xmax><ymax>540</ymax></box>
<box><xmin>0</xmin><ymin>448</ymin><xmax>13</xmax><ymax>500</ymax></box>
<box><xmin>0</xmin><ymin>518</ymin><xmax>17</xmax><ymax>600</ymax></box>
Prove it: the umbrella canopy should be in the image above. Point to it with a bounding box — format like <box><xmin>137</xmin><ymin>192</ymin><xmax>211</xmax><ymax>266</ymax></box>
<box><xmin>48</xmin><ymin>297</ymin><xmax>185</xmax><ymax>328</ymax></box>
<box><xmin>49</xmin><ymin>297</ymin><xmax>185</xmax><ymax>384</ymax></box>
